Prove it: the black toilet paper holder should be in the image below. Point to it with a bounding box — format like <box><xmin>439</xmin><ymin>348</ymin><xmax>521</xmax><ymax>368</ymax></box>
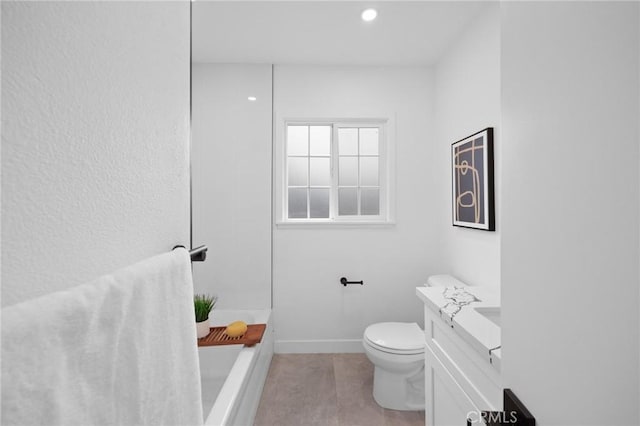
<box><xmin>340</xmin><ymin>277</ymin><xmax>364</xmax><ymax>287</ymax></box>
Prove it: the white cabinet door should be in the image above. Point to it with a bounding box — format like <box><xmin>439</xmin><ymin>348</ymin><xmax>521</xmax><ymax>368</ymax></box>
<box><xmin>425</xmin><ymin>345</ymin><xmax>484</xmax><ymax>426</ymax></box>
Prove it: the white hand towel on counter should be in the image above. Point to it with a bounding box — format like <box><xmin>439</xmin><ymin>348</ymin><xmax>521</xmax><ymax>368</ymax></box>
<box><xmin>1</xmin><ymin>248</ymin><xmax>204</xmax><ymax>426</ymax></box>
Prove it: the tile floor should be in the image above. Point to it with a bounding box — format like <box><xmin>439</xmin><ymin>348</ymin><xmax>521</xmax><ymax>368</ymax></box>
<box><xmin>254</xmin><ymin>353</ymin><xmax>425</xmax><ymax>426</ymax></box>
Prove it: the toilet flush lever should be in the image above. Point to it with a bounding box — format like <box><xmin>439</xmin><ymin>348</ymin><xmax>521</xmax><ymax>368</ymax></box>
<box><xmin>340</xmin><ymin>277</ymin><xmax>364</xmax><ymax>287</ymax></box>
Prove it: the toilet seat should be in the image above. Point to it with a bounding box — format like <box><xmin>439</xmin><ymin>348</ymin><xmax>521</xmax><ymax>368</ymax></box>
<box><xmin>364</xmin><ymin>322</ymin><xmax>424</xmax><ymax>355</ymax></box>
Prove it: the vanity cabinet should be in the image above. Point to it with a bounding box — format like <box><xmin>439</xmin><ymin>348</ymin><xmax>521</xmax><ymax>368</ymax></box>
<box><xmin>423</xmin><ymin>305</ymin><xmax>502</xmax><ymax>426</ymax></box>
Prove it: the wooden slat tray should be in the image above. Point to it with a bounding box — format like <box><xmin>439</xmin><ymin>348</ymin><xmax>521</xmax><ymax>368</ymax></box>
<box><xmin>198</xmin><ymin>323</ymin><xmax>267</xmax><ymax>347</ymax></box>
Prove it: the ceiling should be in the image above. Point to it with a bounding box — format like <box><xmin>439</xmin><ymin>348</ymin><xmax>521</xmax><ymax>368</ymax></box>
<box><xmin>192</xmin><ymin>1</ymin><xmax>491</xmax><ymax>66</ymax></box>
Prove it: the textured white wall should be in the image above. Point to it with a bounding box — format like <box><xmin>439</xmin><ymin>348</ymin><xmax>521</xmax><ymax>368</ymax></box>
<box><xmin>1</xmin><ymin>1</ymin><xmax>190</xmax><ymax>307</ymax></box>
<box><xmin>434</xmin><ymin>4</ymin><xmax>501</xmax><ymax>288</ymax></box>
<box><xmin>272</xmin><ymin>65</ymin><xmax>438</xmax><ymax>352</ymax></box>
<box><xmin>191</xmin><ymin>64</ymin><xmax>272</xmax><ymax>309</ymax></box>
<box><xmin>501</xmin><ymin>2</ymin><xmax>639</xmax><ymax>424</ymax></box>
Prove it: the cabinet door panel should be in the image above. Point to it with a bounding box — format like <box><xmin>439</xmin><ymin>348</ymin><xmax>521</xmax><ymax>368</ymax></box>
<box><xmin>426</xmin><ymin>345</ymin><xmax>483</xmax><ymax>426</ymax></box>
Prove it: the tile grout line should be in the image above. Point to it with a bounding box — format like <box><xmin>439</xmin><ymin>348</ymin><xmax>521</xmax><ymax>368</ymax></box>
<box><xmin>332</xmin><ymin>354</ymin><xmax>341</xmax><ymax>426</ymax></box>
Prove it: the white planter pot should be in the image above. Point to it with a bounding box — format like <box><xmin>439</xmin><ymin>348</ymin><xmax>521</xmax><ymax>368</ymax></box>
<box><xmin>196</xmin><ymin>318</ymin><xmax>210</xmax><ymax>338</ymax></box>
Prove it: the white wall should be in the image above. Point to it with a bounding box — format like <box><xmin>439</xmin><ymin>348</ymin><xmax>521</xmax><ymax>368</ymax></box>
<box><xmin>1</xmin><ymin>1</ymin><xmax>190</xmax><ymax>307</ymax></box>
<box><xmin>191</xmin><ymin>64</ymin><xmax>272</xmax><ymax>309</ymax></box>
<box><xmin>501</xmin><ymin>2</ymin><xmax>639</xmax><ymax>424</ymax></box>
<box><xmin>434</xmin><ymin>3</ymin><xmax>501</xmax><ymax>288</ymax></box>
<box><xmin>272</xmin><ymin>66</ymin><xmax>437</xmax><ymax>352</ymax></box>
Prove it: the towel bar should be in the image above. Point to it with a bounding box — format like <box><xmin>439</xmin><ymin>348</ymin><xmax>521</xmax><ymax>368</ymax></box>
<box><xmin>173</xmin><ymin>245</ymin><xmax>208</xmax><ymax>262</ymax></box>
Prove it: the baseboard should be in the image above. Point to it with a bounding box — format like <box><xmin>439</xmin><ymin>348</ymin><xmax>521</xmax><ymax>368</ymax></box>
<box><xmin>274</xmin><ymin>339</ymin><xmax>364</xmax><ymax>354</ymax></box>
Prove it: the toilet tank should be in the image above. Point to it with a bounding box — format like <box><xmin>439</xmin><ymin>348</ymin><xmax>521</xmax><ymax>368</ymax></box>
<box><xmin>425</xmin><ymin>275</ymin><xmax>467</xmax><ymax>287</ymax></box>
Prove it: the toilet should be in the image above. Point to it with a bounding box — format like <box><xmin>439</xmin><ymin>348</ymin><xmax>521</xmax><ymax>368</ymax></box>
<box><xmin>363</xmin><ymin>322</ymin><xmax>425</xmax><ymax>411</ymax></box>
<box><xmin>363</xmin><ymin>275</ymin><xmax>464</xmax><ymax>411</ymax></box>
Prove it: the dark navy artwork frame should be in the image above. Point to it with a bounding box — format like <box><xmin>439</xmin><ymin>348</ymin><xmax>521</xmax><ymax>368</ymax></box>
<box><xmin>451</xmin><ymin>128</ymin><xmax>495</xmax><ymax>231</ymax></box>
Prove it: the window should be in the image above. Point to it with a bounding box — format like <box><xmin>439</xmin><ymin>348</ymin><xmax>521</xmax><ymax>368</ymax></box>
<box><xmin>283</xmin><ymin>120</ymin><xmax>390</xmax><ymax>224</ymax></box>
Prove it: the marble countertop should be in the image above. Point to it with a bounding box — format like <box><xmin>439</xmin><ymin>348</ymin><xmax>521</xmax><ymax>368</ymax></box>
<box><xmin>416</xmin><ymin>285</ymin><xmax>501</xmax><ymax>370</ymax></box>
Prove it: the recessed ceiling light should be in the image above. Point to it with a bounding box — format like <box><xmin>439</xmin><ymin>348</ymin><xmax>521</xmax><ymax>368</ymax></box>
<box><xmin>248</xmin><ymin>96</ymin><xmax>257</xmax><ymax>101</ymax></box>
<box><xmin>361</xmin><ymin>8</ymin><xmax>377</xmax><ymax>22</ymax></box>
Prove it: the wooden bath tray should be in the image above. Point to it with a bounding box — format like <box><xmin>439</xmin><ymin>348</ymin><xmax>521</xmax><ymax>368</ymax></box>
<box><xmin>198</xmin><ymin>323</ymin><xmax>267</xmax><ymax>347</ymax></box>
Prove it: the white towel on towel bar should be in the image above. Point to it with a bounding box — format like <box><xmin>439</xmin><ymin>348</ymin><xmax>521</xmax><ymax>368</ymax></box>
<box><xmin>1</xmin><ymin>248</ymin><xmax>204</xmax><ymax>426</ymax></box>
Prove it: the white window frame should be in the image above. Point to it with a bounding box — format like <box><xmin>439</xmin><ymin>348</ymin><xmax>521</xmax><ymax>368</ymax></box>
<box><xmin>277</xmin><ymin>118</ymin><xmax>395</xmax><ymax>227</ymax></box>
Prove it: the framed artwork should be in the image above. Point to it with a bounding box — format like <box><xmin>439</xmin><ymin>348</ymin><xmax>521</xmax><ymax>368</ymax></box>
<box><xmin>451</xmin><ymin>128</ymin><xmax>495</xmax><ymax>231</ymax></box>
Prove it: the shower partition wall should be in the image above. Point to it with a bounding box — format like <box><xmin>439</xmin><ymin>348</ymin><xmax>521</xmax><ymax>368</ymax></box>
<box><xmin>190</xmin><ymin>64</ymin><xmax>273</xmax><ymax>310</ymax></box>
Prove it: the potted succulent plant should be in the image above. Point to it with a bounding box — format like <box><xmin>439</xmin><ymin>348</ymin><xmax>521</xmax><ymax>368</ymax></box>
<box><xmin>194</xmin><ymin>294</ymin><xmax>217</xmax><ymax>338</ymax></box>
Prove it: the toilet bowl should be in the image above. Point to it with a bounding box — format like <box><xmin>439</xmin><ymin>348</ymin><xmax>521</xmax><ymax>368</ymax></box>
<box><xmin>362</xmin><ymin>322</ymin><xmax>425</xmax><ymax>411</ymax></box>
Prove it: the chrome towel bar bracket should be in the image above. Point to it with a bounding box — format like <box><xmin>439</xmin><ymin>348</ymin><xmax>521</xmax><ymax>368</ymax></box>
<box><xmin>173</xmin><ymin>245</ymin><xmax>208</xmax><ymax>262</ymax></box>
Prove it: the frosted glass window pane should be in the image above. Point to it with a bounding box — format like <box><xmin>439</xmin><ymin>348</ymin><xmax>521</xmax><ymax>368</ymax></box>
<box><xmin>338</xmin><ymin>188</ymin><xmax>358</xmax><ymax>215</ymax></box>
<box><xmin>360</xmin><ymin>157</ymin><xmax>379</xmax><ymax>186</ymax></box>
<box><xmin>361</xmin><ymin>188</ymin><xmax>380</xmax><ymax>215</ymax></box>
<box><xmin>309</xmin><ymin>188</ymin><xmax>330</xmax><ymax>218</ymax></box>
<box><xmin>310</xmin><ymin>126</ymin><xmax>331</xmax><ymax>156</ymax></box>
<box><xmin>338</xmin><ymin>157</ymin><xmax>358</xmax><ymax>186</ymax></box>
<box><xmin>338</xmin><ymin>128</ymin><xmax>358</xmax><ymax>155</ymax></box>
<box><xmin>359</xmin><ymin>128</ymin><xmax>379</xmax><ymax>155</ymax></box>
<box><xmin>310</xmin><ymin>158</ymin><xmax>330</xmax><ymax>186</ymax></box>
<box><xmin>287</xmin><ymin>126</ymin><xmax>308</xmax><ymax>156</ymax></box>
<box><xmin>288</xmin><ymin>188</ymin><xmax>308</xmax><ymax>218</ymax></box>
<box><xmin>288</xmin><ymin>157</ymin><xmax>308</xmax><ymax>186</ymax></box>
